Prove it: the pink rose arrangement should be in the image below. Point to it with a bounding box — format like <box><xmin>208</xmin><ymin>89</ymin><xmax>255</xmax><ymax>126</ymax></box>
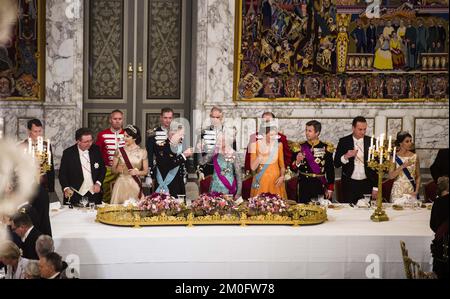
<box><xmin>191</xmin><ymin>192</ymin><xmax>239</xmax><ymax>216</ymax></box>
<box><xmin>248</xmin><ymin>192</ymin><xmax>288</xmax><ymax>215</ymax></box>
<box><xmin>137</xmin><ymin>192</ymin><xmax>183</xmax><ymax>216</ymax></box>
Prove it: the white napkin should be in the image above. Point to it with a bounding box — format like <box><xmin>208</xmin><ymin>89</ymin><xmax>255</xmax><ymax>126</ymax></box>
<box><xmin>319</xmin><ymin>199</ymin><xmax>332</xmax><ymax>207</ymax></box>
<box><xmin>49</xmin><ymin>201</ymin><xmax>61</xmax><ymax>211</ymax></box>
<box><xmin>123</xmin><ymin>198</ymin><xmax>138</xmax><ymax>207</ymax></box>
<box><xmin>392</xmin><ymin>195</ymin><xmax>417</xmax><ymax>207</ymax></box>
<box><xmin>234</xmin><ymin>197</ymin><xmax>244</xmax><ymax>205</ymax></box>
<box><xmin>356</xmin><ymin>198</ymin><xmax>370</xmax><ymax>208</ymax></box>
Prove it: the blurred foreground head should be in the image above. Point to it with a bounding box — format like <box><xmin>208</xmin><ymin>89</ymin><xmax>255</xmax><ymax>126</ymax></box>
<box><xmin>0</xmin><ymin>0</ymin><xmax>17</xmax><ymax>46</ymax></box>
<box><xmin>0</xmin><ymin>139</ymin><xmax>38</xmax><ymax>241</ymax></box>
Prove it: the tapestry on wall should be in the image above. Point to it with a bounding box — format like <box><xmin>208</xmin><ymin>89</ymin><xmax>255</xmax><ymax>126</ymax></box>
<box><xmin>234</xmin><ymin>0</ymin><xmax>449</xmax><ymax>101</ymax></box>
<box><xmin>0</xmin><ymin>0</ymin><xmax>45</xmax><ymax>101</ymax></box>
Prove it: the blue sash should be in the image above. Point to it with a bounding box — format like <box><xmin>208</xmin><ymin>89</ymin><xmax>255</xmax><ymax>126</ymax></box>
<box><xmin>252</xmin><ymin>142</ymin><xmax>278</xmax><ymax>189</ymax></box>
<box><xmin>156</xmin><ymin>144</ymin><xmax>183</xmax><ymax>193</ymax></box>
<box><xmin>395</xmin><ymin>155</ymin><xmax>419</xmax><ymax>198</ymax></box>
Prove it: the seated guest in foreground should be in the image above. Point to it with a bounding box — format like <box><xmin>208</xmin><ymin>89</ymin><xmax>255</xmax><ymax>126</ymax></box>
<box><xmin>154</xmin><ymin>123</ymin><xmax>193</xmax><ymax>197</ymax></box>
<box><xmin>334</xmin><ymin>116</ymin><xmax>377</xmax><ymax>204</ymax></box>
<box><xmin>39</xmin><ymin>252</ymin><xmax>66</xmax><ymax>279</ymax></box>
<box><xmin>199</xmin><ymin>131</ymin><xmax>242</xmax><ymax>198</ymax></box>
<box><xmin>291</xmin><ymin>120</ymin><xmax>335</xmax><ymax>203</ymax></box>
<box><xmin>35</xmin><ymin>235</ymin><xmax>54</xmax><ymax>260</ymax></box>
<box><xmin>111</xmin><ymin>125</ymin><xmax>149</xmax><ymax>204</ymax></box>
<box><xmin>10</xmin><ymin>213</ymin><xmax>42</xmax><ymax>260</ymax></box>
<box><xmin>0</xmin><ymin>241</ymin><xmax>30</xmax><ymax>279</ymax></box>
<box><xmin>430</xmin><ymin>148</ymin><xmax>449</xmax><ymax>183</ymax></box>
<box><xmin>430</xmin><ymin>176</ymin><xmax>449</xmax><ymax>279</ymax></box>
<box><xmin>388</xmin><ymin>131</ymin><xmax>421</xmax><ymax>201</ymax></box>
<box><xmin>249</xmin><ymin>121</ymin><xmax>287</xmax><ymax>199</ymax></box>
<box><xmin>24</xmin><ymin>260</ymin><xmax>41</xmax><ymax>279</ymax></box>
<box><xmin>59</xmin><ymin>128</ymin><xmax>106</xmax><ymax>205</ymax></box>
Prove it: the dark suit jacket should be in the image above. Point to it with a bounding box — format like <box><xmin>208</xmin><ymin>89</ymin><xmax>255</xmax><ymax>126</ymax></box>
<box><xmin>58</xmin><ymin>144</ymin><xmax>106</xmax><ymax>201</ymax></box>
<box><xmin>21</xmin><ymin>227</ymin><xmax>42</xmax><ymax>260</ymax></box>
<box><xmin>430</xmin><ymin>148</ymin><xmax>449</xmax><ymax>183</ymax></box>
<box><xmin>146</xmin><ymin>126</ymin><xmax>165</xmax><ymax>178</ymax></box>
<box><xmin>154</xmin><ymin>139</ymin><xmax>187</xmax><ymax>197</ymax></box>
<box><xmin>334</xmin><ymin>134</ymin><xmax>377</xmax><ymax>186</ymax></box>
<box><xmin>30</xmin><ymin>185</ymin><xmax>52</xmax><ymax>236</ymax></box>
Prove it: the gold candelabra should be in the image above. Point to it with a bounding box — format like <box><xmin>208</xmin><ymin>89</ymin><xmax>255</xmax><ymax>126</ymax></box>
<box><xmin>367</xmin><ymin>133</ymin><xmax>395</xmax><ymax>222</ymax></box>
<box><xmin>27</xmin><ymin>136</ymin><xmax>52</xmax><ymax>176</ymax></box>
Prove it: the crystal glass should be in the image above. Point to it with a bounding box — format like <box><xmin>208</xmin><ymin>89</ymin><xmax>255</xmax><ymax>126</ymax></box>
<box><xmin>80</xmin><ymin>196</ymin><xmax>89</xmax><ymax>209</ymax></box>
<box><xmin>89</xmin><ymin>202</ymin><xmax>96</xmax><ymax>211</ymax></box>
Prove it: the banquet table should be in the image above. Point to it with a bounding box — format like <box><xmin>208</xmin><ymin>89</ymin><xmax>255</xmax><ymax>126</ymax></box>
<box><xmin>50</xmin><ymin>205</ymin><xmax>434</xmax><ymax>279</ymax></box>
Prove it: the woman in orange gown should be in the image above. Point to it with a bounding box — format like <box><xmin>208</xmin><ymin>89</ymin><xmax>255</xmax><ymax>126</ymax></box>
<box><xmin>249</xmin><ymin>125</ymin><xmax>287</xmax><ymax>199</ymax></box>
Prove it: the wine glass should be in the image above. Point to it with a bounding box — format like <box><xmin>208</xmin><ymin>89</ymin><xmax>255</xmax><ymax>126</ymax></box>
<box><xmin>310</xmin><ymin>197</ymin><xmax>318</xmax><ymax>205</ymax></box>
<box><xmin>80</xmin><ymin>196</ymin><xmax>89</xmax><ymax>209</ymax></box>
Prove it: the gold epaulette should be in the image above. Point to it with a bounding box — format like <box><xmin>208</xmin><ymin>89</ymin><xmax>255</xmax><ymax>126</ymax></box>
<box><xmin>288</xmin><ymin>140</ymin><xmax>302</xmax><ymax>152</ymax></box>
<box><xmin>324</xmin><ymin>141</ymin><xmax>335</xmax><ymax>153</ymax></box>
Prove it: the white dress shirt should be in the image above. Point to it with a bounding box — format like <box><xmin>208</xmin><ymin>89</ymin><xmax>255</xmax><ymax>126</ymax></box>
<box><xmin>78</xmin><ymin>148</ymin><xmax>94</xmax><ymax>196</ymax></box>
<box><xmin>21</xmin><ymin>226</ymin><xmax>34</xmax><ymax>243</ymax></box>
<box><xmin>340</xmin><ymin>136</ymin><xmax>367</xmax><ymax>180</ymax></box>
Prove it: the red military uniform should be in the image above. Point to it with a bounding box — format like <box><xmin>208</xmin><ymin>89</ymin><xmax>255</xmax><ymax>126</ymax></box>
<box><xmin>95</xmin><ymin>128</ymin><xmax>125</xmax><ymax>167</ymax></box>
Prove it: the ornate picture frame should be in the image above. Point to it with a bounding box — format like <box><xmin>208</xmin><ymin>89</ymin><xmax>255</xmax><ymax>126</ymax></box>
<box><xmin>233</xmin><ymin>0</ymin><xmax>449</xmax><ymax>102</ymax></box>
<box><xmin>0</xmin><ymin>0</ymin><xmax>45</xmax><ymax>101</ymax></box>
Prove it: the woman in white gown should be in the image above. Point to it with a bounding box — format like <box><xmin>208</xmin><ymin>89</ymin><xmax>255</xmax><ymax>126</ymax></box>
<box><xmin>110</xmin><ymin>125</ymin><xmax>148</xmax><ymax>204</ymax></box>
<box><xmin>388</xmin><ymin>131</ymin><xmax>421</xmax><ymax>202</ymax></box>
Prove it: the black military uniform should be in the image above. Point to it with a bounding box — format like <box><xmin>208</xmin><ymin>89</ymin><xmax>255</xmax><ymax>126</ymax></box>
<box><xmin>154</xmin><ymin>139</ymin><xmax>187</xmax><ymax>197</ymax></box>
<box><xmin>292</xmin><ymin>140</ymin><xmax>335</xmax><ymax>203</ymax></box>
<box><xmin>146</xmin><ymin>126</ymin><xmax>169</xmax><ymax>180</ymax></box>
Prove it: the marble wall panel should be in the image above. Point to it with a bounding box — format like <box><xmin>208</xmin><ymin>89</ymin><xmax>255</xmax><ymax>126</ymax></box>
<box><xmin>387</xmin><ymin>118</ymin><xmax>403</xmax><ymax>138</ymax></box>
<box><xmin>414</xmin><ymin>118</ymin><xmax>449</xmax><ymax>149</ymax></box>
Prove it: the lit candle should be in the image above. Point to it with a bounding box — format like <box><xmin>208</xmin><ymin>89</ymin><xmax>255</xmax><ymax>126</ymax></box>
<box><xmin>388</xmin><ymin>135</ymin><xmax>392</xmax><ymax>152</ymax></box>
<box><xmin>392</xmin><ymin>147</ymin><xmax>396</xmax><ymax>163</ymax></box>
<box><xmin>380</xmin><ymin>148</ymin><xmax>383</xmax><ymax>164</ymax></box>
<box><xmin>367</xmin><ymin>147</ymin><xmax>371</xmax><ymax>162</ymax></box>
<box><xmin>28</xmin><ymin>138</ymin><xmax>32</xmax><ymax>154</ymax></box>
<box><xmin>380</xmin><ymin>134</ymin><xmax>385</xmax><ymax>148</ymax></box>
<box><xmin>370</xmin><ymin>135</ymin><xmax>374</xmax><ymax>148</ymax></box>
<box><xmin>376</xmin><ymin>139</ymin><xmax>379</xmax><ymax>151</ymax></box>
<box><xmin>37</xmin><ymin>136</ymin><xmax>43</xmax><ymax>152</ymax></box>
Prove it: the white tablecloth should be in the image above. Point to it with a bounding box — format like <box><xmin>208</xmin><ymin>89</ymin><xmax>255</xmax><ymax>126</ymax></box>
<box><xmin>50</xmin><ymin>205</ymin><xmax>434</xmax><ymax>279</ymax></box>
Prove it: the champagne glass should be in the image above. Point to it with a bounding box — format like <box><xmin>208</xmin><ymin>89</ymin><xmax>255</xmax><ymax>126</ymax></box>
<box><xmin>67</xmin><ymin>190</ymin><xmax>74</xmax><ymax>209</ymax></box>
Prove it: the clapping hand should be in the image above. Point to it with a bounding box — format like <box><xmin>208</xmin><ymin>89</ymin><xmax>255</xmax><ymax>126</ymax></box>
<box><xmin>275</xmin><ymin>175</ymin><xmax>285</xmax><ymax>187</ymax></box>
<box><xmin>92</xmin><ymin>183</ymin><xmax>101</xmax><ymax>194</ymax></box>
<box><xmin>183</xmin><ymin>147</ymin><xmax>194</xmax><ymax>158</ymax></box>
<box><xmin>344</xmin><ymin>149</ymin><xmax>358</xmax><ymax>159</ymax></box>
<box><xmin>128</xmin><ymin>168</ymin><xmax>140</xmax><ymax>176</ymax></box>
<box><xmin>402</xmin><ymin>160</ymin><xmax>414</xmax><ymax>169</ymax></box>
<box><xmin>296</xmin><ymin>151</ymin><xmax>305</xmax><ymax>163</ymax></box>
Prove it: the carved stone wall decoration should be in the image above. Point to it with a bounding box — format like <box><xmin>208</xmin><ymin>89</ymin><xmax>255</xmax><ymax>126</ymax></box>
<box><xmin>88</xmin><ymin>0</ymin><xmax>124</xmax><ymax>99</ymax></box>
<box><xmin>147</xmin><ymin>0</ymin><xmax>182</xmax><ymax>99</ymax></box>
